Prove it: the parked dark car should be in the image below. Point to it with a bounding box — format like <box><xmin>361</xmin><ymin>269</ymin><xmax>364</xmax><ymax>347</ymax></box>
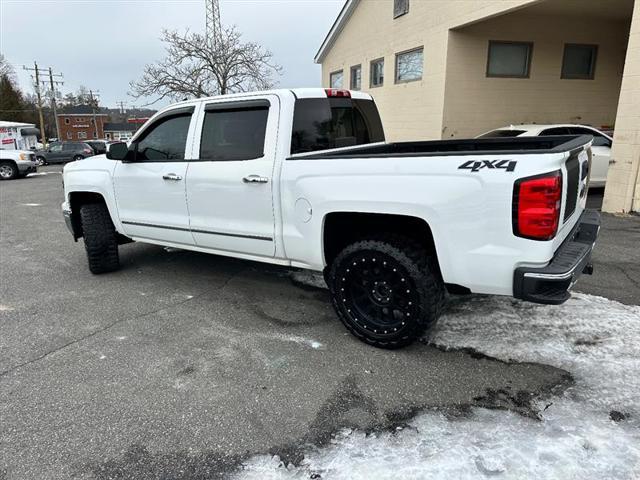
<box><xmin>85</xmin><ymin>140</ymin><xmax>108</xmax><ymax>155</ymax></box>
<box><xmin>35</xmin><ymin>142</ymin><xmax>94</xmax><ymax>165</ymax></box>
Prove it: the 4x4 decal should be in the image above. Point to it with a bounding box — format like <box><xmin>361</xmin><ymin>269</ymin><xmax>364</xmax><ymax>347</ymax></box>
<box><xmin>458</xmin><ymin>159</ymin><xmax>517</xmax><ymax>172</ymax></box>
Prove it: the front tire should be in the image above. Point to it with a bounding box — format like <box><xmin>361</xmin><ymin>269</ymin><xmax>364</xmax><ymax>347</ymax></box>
<box><xmin>35</xmin><ymin>157</ymin><xmax>46</xmax><ymax>166</ymax></box>
<box><xmin>73</xmin><ymin>155</ymin><xmax>83</xmax><ymax>162</ymax></box>
<box><xmin>79</xmin><ymin>202</ymin><xmax>120</xmax><ymax>274</ymax></box>
<box><xmin>328</xmin><ymin>235</ymin><xmax>444</xmax><ymax>349</ymax></box>
<box><xmin>0</xmin><ymin>162</ymin><xmax>18</xmax><ymax>180</ymax></box>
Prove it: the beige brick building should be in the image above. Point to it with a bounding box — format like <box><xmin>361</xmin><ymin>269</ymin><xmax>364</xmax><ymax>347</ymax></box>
<box><xmin>316</xmin><ymin>0</ymin><xmax>640</xmax><ymax>213</ymax></box>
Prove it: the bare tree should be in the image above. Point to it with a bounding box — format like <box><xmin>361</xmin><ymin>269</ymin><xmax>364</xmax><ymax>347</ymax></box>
<box><xmin>0</xmin><ymin>54</ymin><xmax>17</xmax><ymax>84</ymax></box>
<box><xmin>130</xmin><ymin>27</ymin><xmax>282</xmax><ymax>103</ymax></box>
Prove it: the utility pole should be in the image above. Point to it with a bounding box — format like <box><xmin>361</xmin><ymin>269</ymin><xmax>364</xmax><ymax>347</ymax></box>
<box><xmin>47</xmin><ymin>67</ymin><xmax>64</xmax><ymax>141</ymax></box>
<box><xmin>23</xmin><ymin>62</ymin><xmax>47</xmax><ymax>145</ymax></box>
<box><xmin>88</xmin><ymin>90</ymin><xmax>100</xmax><ymax>139</ymax></box>
<box><xmin>115</xmin><ymin>100</ymin><xmax>127</xmax><ymax>115</ymax></box>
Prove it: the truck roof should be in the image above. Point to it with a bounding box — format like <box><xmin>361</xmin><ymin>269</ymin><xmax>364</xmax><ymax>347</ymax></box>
<box><xmin>167</xmin><ymin>88</ymin><xmax>374</xmax><ymax>109</ymax></box>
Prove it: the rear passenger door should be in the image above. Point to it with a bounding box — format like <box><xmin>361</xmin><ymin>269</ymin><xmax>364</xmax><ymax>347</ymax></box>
<box><xmin>186</xmin><ymin>97</ymin><xmax>279</xmax><ymax>258</ymax></box>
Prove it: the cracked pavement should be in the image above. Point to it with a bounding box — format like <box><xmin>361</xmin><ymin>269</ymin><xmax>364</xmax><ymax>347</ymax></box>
<box><xmin>0</xmin><ymin>168</ymin><xmax>637</xmax><ymax>479</ymax></box>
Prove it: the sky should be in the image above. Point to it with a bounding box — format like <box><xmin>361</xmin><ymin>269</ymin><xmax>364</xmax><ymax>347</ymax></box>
<box><xmin>0</xmin><ymin>0</ymin><xmax>344</xmax><ymax>109</ymax></box>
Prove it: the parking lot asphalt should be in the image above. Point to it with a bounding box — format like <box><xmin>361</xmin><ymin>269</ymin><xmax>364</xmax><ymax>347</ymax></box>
<box><xmin>0</xmin><ymin>167</ymin><xmax>637</xmax><ymax>479</ymax></box>
<box><xmin>578</xmin><ymin>187</ymin><xmax>640</xmax><ymax>305</ymax></box>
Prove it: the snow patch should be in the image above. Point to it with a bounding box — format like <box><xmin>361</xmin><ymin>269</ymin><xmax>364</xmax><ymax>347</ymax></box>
<box><xmin>20</xmin><ymin>203</ymin><xmax>42</xmax><ymax>207</ymax></box>
<box><xmin>0</xmin><ymin>305</ymin><xmax>15</xmax><ymax>312</ymax></box>
<box><xmin>27</xmin><ymin>172</ymin><xmax>61</xmax><ymax>176</ymax></box>
<box><xmin>235</xmin><ymin>294</ymin><xmax>640</xmax><ymax>479</ymax></box>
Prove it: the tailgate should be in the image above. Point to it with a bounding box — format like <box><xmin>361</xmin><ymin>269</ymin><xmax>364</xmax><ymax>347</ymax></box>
<box><xmin>555</xmin><ymin>143</ymin><xmax>592</xmax><ymax>249</ymax></box>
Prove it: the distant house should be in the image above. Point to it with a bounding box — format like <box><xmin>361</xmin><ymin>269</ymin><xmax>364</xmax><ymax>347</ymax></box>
<box><xmin>104</xmin><ymin>122</ymin><xmax>137</xmax><ymax>141</ymax></box>
<box><xmin>57</xmin><ymin>106</ymin><xmax>108</xmax><ymax>141</ymax></box>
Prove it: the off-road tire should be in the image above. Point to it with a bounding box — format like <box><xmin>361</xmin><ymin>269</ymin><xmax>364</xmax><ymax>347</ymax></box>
<box><xmin>80</xmin><ymin>202</ymin><xmax>120</xmax><ymax>274</ymax></box>
<box><xmin>0</xmin><ymin>161</ymin><xmax>18</xmax><ymax>180</ymax></box>
<box><xmin>328</xmin><ymin>234</ymin><xmax>445</xmax><ymax>349</ymax></box>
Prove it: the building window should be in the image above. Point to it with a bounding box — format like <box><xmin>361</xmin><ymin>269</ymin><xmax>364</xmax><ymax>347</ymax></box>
<box><xmin>562</xmin><ymin>44</ymin><xmax>597</xmax><ymax>79</ymax></box>
<box><xmin>330</xmin><ymin>70</ymin><xmax>344</xmax><ymax>89</ymax></box>
<box><xmin>350</xmin><ymin>65</ymin><xmax>362</xmax><ymax>90</ymax></box>
<box><xmin>395</xmin><ymin>47</ymin><xmax>423</xmax><ymax>83</ymax></box>
<box><xmin>93</xmin><ymin>131</ymin><xmax>98</xmax><ymax>139</ymax></box>
<box><xmin>370</xmin><ymin>58</ymin><xmax>384</xmax><ymax>87</ymax></box>
<box><xmin>393</xmin><ymin>0</ymin><xmax>409</xmax><ymax>18</ymax></box>
<box><xmin>78</xmin><ymin>131</ymin><xmax>87</xmax><ymax>139</ymax></box>
<box><xmin>105</xmin><ymin>133</ymin><xmax>111</xmax><ymax>140</ymax></box>
<box><xmin>77</xmin><ymin>117</ymin><xmax>84</xmax><ymax>122</ymax></box>
<box><xmin>486</xmin><ymin>41</ymin><xmax>533</xmax><ymax>78</ymax></box>
<box><xmin>64</xmin><ymin>118</ymin><xmax>70</xmax><ymax>125</ymax></box>
<box><xmin>66</xmin><ymin>132</ymin><xmax>72</xmax><ymax>139</ymax></box>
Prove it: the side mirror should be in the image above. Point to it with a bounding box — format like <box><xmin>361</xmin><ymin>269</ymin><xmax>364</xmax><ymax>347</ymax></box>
<box><xmin>107</xmin><ymin>142</ymin><xmax>132</xmax><ymax>161</ymax></box>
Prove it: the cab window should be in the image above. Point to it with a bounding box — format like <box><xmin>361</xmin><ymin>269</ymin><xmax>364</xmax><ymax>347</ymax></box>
<box><xmin>291</xmin><ymin>98</ymin><xmax>385</xmax><ymax>154</ymax></box>
<box><xmin>199</xmin><ymin>104</ymin><xmax>269</xmax><ymax>161</ymax></box>
<box><xmin>134</xmin><ymin>113</ymin><xmax>192</xmax><ymax>161</ymax></box>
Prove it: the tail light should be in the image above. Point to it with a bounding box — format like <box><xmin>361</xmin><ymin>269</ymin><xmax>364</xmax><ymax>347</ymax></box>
<box><xmin>513</xmin><ymin>171</ymin><xmax>562</xmax><ymax>241</ymax></box>
<box><xmin>325</xmin><ymin>89</ymin><xmax>351</xmax><ymax>98</ymax></box>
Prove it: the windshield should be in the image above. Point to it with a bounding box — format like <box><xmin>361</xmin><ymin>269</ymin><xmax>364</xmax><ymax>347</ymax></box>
<box><xmin>291</xmin><ymin>98</ymin><xmax>385</xmax><ymax>154</ymax></box>
<box><xmin>478</xmin><ymin>129</ymin><xmax>526</xmax><ymax>138</ymax></box>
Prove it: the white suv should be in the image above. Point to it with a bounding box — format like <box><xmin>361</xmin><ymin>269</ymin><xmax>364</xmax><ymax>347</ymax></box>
<box><xmin>478</xmin><ymin>124</ymin><xmax>612</xmax><ymax>187</ymax></box>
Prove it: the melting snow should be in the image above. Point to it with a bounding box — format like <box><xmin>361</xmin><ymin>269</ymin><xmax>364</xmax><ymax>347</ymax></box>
<box><xmin>235</xmin><ymin>293</ymin><xmax>640</xmax><ymax>479</ymax></box>
<box><xmin>27</xmin><ymin>172</ymin><xmax>60</xmax><ymax>177</ymax></box>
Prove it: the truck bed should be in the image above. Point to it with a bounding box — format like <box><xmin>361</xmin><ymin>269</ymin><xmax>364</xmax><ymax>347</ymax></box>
<box><xmin>290</xmin><ymin>135</ymin><xmax>592</xmax><ymax>159</ymax></box>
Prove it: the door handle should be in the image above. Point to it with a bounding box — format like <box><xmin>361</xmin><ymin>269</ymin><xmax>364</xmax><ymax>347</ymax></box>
<box><xmin>242</xmin><ymin>175</ymin><xmax>269</xmax><ymax>184</ymax></box>
<box><xmin>162</xmin><ymin>173</ymin><xmax>182</xmax><ymax>181</ymax></box>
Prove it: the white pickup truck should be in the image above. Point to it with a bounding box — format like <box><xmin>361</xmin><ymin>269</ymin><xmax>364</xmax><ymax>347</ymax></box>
<box><xmin>0</xmin><ymin>150</ymin><xmax>38</xmax><ymax>180</ymax></box>
<box><xmin>62</xmin><ymin>88</ymin><xmax>600</xmax><ymax>348</ymax></box>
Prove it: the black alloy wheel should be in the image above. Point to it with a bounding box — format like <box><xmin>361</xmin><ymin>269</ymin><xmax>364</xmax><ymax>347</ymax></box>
<box><xmin>328</xmin><ymin>235</ymin><xmax>444</xmax><ymax>349</ymax></box>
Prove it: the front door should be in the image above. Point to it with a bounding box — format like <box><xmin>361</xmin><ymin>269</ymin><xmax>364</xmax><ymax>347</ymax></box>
<box><xmin>186</xmin><ymin>97</ymin><xmax>278</xmax><ymax>258</ymax></box>
<box><xmin>113</xmin><ymin>107</ymin><xmax>196</xmax><ymax>245</ymax></box>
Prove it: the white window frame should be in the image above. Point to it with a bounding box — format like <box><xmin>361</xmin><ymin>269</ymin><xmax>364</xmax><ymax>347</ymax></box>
<box><xmin>350</xmin><ymin>65</ymin><xmax>362</xmax><ymax>90</ymax></box>
<box><xmin>486</xmin><ymin>41</ymin><xmax>533</xmax><ymax>78</ymax></box>
<box><xmin>395</xmin><ymin>47</ymin><xmax>424</xmax><ymax>83</ymax></box>
<box><xmin>370</xmin><ymin>58</ymin><xmax>385</xmax><ymax>88</ymax></box>
<box><xmin>330</xmin><ymin>70</ymin><xmax>344</xmax><ymax>89</ymax></box>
